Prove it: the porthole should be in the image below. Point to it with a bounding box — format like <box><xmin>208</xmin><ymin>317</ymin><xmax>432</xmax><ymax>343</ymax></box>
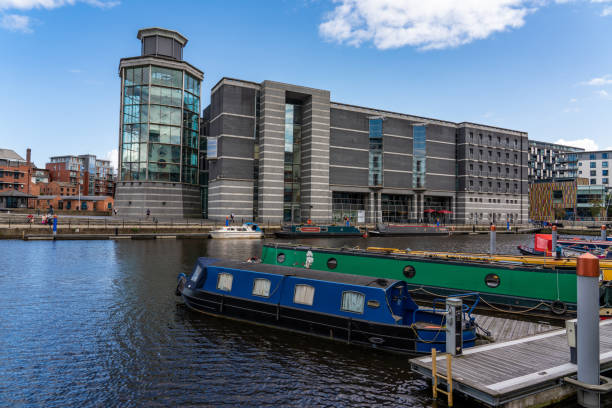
<box><xmin>403</xmin><ymin>265</ymin><xmax>416</xmax><ymax>279</ymax></box>
<box><xmin>485</xmin><ymin>273</ymin><xmax>500</xmax><ymax>288</ymax></box>
<box><xmin>327</xmin><ymin>258</ymin><xmax>338</xmax><ymax>269</ymax></box>
<box><xmin>277</xmin><ymin>253</ymin><xmax>285</xmax><ymax>263</ymax></box>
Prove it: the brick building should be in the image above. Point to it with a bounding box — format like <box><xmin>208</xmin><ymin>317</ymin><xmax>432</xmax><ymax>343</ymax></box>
<box><xmin>46</xmin><ymin>154</ymin><xmax>115</xmax><ymax>197</ymax></box>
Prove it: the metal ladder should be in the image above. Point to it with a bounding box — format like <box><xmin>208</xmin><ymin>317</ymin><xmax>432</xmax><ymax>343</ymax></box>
<box><xmin>431</xmin><ymin>348</ymin><xmax>453</xmax><ymax>407</ymax></box>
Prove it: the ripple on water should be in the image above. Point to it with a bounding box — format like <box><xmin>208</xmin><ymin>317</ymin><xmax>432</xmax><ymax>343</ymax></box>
<box><xmin>0</xmin><ymin>236</ymin><xmax>537</xmax><ymax>407</ymax></box>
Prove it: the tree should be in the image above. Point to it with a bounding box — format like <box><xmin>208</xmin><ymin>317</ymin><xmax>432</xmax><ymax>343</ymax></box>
<box><xmin>590</xmin><ymin>198</ymin><xmax>604</xmax><ymax>219</ymax></box>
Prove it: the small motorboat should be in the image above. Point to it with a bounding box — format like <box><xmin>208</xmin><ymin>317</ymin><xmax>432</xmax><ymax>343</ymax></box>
<box><xmin>519</xmin><ymin>234</ymin><xmax>612</xmax><ymax>258</ymax></box>
<box><xmin>209</xmin><ymin>222</ymin><xmax>263</xmax><ymax>239</ymax></box>
<box><xmin>176</xmin><ymin>258</ymin><xmax>478</xmax><ymax>354</ymax></box>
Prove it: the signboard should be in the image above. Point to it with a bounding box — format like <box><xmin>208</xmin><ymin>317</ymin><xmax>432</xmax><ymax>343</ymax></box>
<box><xmin>357</xmin><ymin>210</ymin><xmax>365</xmax><ymax>223</ymax></box>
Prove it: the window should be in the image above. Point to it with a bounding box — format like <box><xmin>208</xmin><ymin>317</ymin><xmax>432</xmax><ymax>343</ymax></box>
<box><xmin>327</xmin><ymin>258</ymin><xmax>338</xmax><ymax>269</ymax></box>
<box><xmin>590</xmin><ymin>170</ymin><xmax>597</xmax><ymax>176</ymax></box>
<box><xmin>603</xmin><ymin>162</ymin><xmax>609</xmax><ymax>168</ymax></box>
<box><xmin>207</xmin><ymin>137</ymin><xmax>218</xmax><ymax>159</ymax></box>
<box><xmin>485</xmin><ymin>273</ymin><xmax>501</xmax><ymax>288</ymax></box>
<box><xmin>191</xmin><ymin>265</ymin><xmax>203</xmax><ymax>283</ymax></box>
<box><xmin>341</xmin><ymin>291</ymin><xmax>365</xmax><ymax>314</ymax></box>
<box><xmin>604</xmin><ymin>153</ymin><xmax>609</xmax><ymax>159</ymax></box>
<box><xmin>604</xmin><ymin>178</ymin><xmax>609</xmax><ymax>184</ymax></box>
<box><xmin>591</xmin><ymin>179</ymin><xmax>596</xmax><ymax>185</ymax></box>
<box><xmin>403</xmin><ymin>265</ymin><xmax>416</xmax><ymax>278</ymax></box>
<box><xmin>252</xmin><ymin>278</ymin><xmax>271</xmax><ymax>297</ymax></box>
<box><xmin>217</xmin><ymin>273</ymin><xmax>233</xmax><ymax>292</ymax></box>
<box><xmin>294</xmin><ymin>284</ymin><xmax>315</xmax><ymax>305</ymax></box>
<box><xmin>590</xmin><ymin>162</ymin><xmax>596</xmax><ymax>168</ymax></box>
<box><xmin>590</xmin><ymin>153</ymin><xmax>596</xmax><ymax>160</ymax></box>
<box><xmin>604</xmin><ymin>170</ymin><xmax>609</xmax><ymax>176</ymax></box>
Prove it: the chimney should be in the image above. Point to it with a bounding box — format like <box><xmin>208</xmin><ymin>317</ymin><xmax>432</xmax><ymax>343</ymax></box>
<box><xmin>26</xmin><ymin>148</ymin><xmax>31</xmax><ymax>164</ymax></box>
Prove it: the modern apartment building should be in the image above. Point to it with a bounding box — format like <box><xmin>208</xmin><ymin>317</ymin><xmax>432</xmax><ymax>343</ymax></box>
<box><xmin>201</xmin><ymin>78</ymin><xmax>528</xmax><ymax>224</ymax></box>
<box><xmin>46</xmin><ymin>154</ymin><xmax>115</xmax><ymax>197</ymax></box>
<box><xmin>527</xmin><ymin>140</ymin><xmax>583</xmax><ymax>183</ymax></box>
<box><xmin>114</xmin><ymin>27</ymin><xmax>204</xmax><ymax>217</ymax></box>
<box><xmin>577</xmin><ymin>150</ymin><xmax>612</xmax><ymax>188</ymax></box>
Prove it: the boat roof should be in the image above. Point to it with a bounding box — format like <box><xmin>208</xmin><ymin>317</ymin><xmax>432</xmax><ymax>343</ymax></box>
<box><xmin>199</xmin><ymin>258</ymin><xmax>401</xmax><ymax>289</ymax></box>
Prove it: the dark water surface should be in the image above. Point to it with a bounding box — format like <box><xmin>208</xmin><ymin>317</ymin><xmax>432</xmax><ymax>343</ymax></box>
<box><xmin>0</xmin><ymin>235</ymin><xmax>533</xmax><ymax>407</ymax></box>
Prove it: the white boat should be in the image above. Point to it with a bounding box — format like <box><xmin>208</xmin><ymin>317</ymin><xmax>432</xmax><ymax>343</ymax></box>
<box><xmin>209</xmin><ymin>223</ymin><xmax>263</xmax><ymax>239</ymax></box>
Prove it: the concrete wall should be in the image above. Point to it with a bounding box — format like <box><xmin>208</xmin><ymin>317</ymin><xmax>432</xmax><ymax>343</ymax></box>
<box><xmin>114</xmin><ymin>181</ymin><xmax>201</xmax><ymax>218</ymax></box>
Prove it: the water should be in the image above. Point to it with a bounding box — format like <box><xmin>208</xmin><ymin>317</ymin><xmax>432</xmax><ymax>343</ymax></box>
<box><xmin>0</xmin><ymin>235</ymin><xmax>532</xmax><ymax>407</ymax></box>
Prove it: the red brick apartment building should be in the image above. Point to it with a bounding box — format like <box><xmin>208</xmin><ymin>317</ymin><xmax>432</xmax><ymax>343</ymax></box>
<box><xmin>46</xmin><ymin>154</ymin><xmax>115</xmax><ymax>197</ymax></box>
<box><xmin>0</xmin><ymin>148</ymin><xmax>35</xmax><ymax>208</ymax></box>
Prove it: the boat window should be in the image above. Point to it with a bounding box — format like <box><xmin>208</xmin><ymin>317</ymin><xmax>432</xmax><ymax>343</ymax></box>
<box><xmin>252</xmin><ymin>278</ymin><xmax>271</xmax><ymax>297</ymax></box>
<box><xmin>341</xmin><ymin>291</ymin><xmax>365</xmax><ymax>314</ymax></box>
<box><xmin>277</xmin><ymin>253</ymin><xmax>285</xmax><ymax>263</ymax></box>
<box><xmin>217</xmin><ymin>272</ymin><xmax>233</xmax><ymax>292</ymax></box>
<box><xmin>191</xmin><ymin>265</ymin><xmax>203</xmax><ymax>283</ymax></box>
<box><xmin>403</xmin><ymin>265</ymin><xmax>416</xmax><ymax>279</ymax></box>
<box><xmin>327</xmin><ymin>258</ymin><xmax>338</xmax><ymax>269</ymax></box>
<box><xmin>294</xmin><ymin>284</ymin><xmax>315</xmax><ymax>306</ymax></box>
<box><xmin>485</xmin><ymin>273</ymin><xmax>500</xmax><ymax>288</ymax></box>
<box><xmin>367</xmin><ymin>300</ymin><xmax>380</xmax><ymax>308</ymax></box>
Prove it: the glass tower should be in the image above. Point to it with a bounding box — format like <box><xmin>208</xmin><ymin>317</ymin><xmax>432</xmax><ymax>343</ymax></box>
<box><xmin>119</xmin><ymin>28</ymin><xmax>201</xmax><ymax>186</ymax></box>
<box><xmin>116</xmin><ymin>28</ymin><xmax>204</xmax><ymax>218</ymax></box>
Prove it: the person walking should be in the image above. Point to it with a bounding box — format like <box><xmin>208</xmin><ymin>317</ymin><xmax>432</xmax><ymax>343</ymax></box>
<box><xmin>230</xmin><ymin>212</ymin><xmax>235</xmax><ymax>224</ymax></box>
<box><xmin>146</xmin><ymin>208</ymin><xmax>151</xmax><ymax>218</ymax></box>
<box><xmin>225</xmin><ymin>216</ymin><xmax>229</xmax><ymax>227</ymax></box>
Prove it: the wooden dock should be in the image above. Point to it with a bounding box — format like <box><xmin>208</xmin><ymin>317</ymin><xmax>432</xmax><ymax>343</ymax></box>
<box><xmin>410</xmin><ymin>319</ymin><xmax>612</xmax><ymax>407</ymax></box>
<box><xmin>472</xmin><ymin>314</ymin><xmax>555</xmax><ymax>342</ymax></box>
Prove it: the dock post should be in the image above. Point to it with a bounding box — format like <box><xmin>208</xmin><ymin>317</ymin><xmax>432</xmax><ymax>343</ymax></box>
<box><xmin>576</xmin><ymin>253</ymin><xmax>600</xmax><ymax>408</ymax></box>
<box><xmin>602</xmin><ymin>225</ymin><xmax>607</xmax><ymax>241</ymax></box>
<box><xmin>552</xmin><ymin>225</ymin><xmax>558</xmax><ymax>257</ymax></box>
<box><xmin>566</xmin><ymin>319</ymin><xmax>577</xmax><ymax>364</ymax></box>
<box><xmin>446</xmin><ymin>297</ymin><xmax>463</xmax><ymax>356</ymax></box>
<box><xmin>489</xmin><ymin>225</ymin><xmax>496</xmax><ymax>255</ymax></box>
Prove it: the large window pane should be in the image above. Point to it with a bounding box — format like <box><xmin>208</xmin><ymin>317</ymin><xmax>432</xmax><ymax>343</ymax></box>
<box><xmin>149</xmin><ymin>144</ymin><xmax>180</xmax><ymax>163</ymax></box>
<box><xmin>341</xmin><ymin>291</ymin><xmax>365</xmax><ymax>314</ymax></box>
<box><xmin>294</xmin><ymin>284</ymin><xmax>314</xmax><ymax>306</ymax></box>
<box><xmin>151</xmin><ymin>66</ymin><xmax>182</xmax><ymax>88</ymax></box>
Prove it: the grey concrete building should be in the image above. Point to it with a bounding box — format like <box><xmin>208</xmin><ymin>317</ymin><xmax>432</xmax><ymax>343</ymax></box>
<box><xmin>202</xmin><ymin>78</ymin><xmax>529</xmax><ymax>224</ymax></box>
<box><xmin>115</xmin><ymin>28</ymin><xmax>204</xmax><ymax>218</ymax></box>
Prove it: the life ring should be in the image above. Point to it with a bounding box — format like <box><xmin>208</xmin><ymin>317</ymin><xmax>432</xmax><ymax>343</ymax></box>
<box><xmin>550</xmin><ymin>300</ymin><xmax>567</xmax><ymax>315</ymax></box>
<box><xmin>175</xmin><ymin>275</ymin><xmax>186</xmax><ymax>296</ymax></box>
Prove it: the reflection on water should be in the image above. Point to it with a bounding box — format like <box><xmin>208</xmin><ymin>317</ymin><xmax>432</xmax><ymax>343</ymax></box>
<box><xmin>0</xmin><ymin>235</ymin><xmax>534</xmax><ymax>406</ymax></box>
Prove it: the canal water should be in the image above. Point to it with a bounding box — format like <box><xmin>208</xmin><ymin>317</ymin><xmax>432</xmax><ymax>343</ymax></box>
<box><xmin>1</xmin><ymin>235</ymin><xmax>532</xmax><ymax>407</ymax></box>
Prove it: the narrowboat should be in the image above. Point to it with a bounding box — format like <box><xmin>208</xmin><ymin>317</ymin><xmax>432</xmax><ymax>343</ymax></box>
<box><xmin>371</xmin><ymin>224</ymin><xmax>449</xmax><ymax>236</ymax></box>
<box><xmin>209</xmin><ymin>222</ymin><xmax>263</xmax><ymax>239</ymax></box>
<box><xmin>275</xmin><ymin>225</ymin><xmax>362</xmax><ymax>238</ymax></box>
<box><xmin>260</xmin><ymin>243</ymin><xmax>612</xmax><ymax>319</ymax></box>
<box><xmin>176</xmin><ymin>258</ymin><xmax>477</xmax><ymax>354</ymax></box>
<box><xmin>518</xmin><ymin>234</ymin><xmax>612</xmax><ymax>258</ymax></box>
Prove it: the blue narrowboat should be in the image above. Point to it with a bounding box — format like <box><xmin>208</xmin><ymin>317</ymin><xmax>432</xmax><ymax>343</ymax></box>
<box><xmin>275</xmin><ymin>225</ymin><xmax>362</xmax><ymax>238</ymax></box>
<box><xmin>176</xmin><ymin>258</ymin><xmax>477</xmax><ymax>354</ymax></box>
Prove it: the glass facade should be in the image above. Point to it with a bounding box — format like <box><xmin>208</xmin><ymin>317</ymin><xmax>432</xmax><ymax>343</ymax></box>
<box><xmin>332</xmin><ymin>192</ymin><xmax>366</xmax><ymax>222</ymax></box>
<box><xmin>381</xmin><ymin>194</ymin><xmax>411</xmax><ymax>222</ymax></box>
<box><xmin>283</xmin><ymin>104</ymin><xmax>302</xmax><ymax>222</ymax></box>
<box><xmin>413</xmin><ymin>125</ymin><xmax>426</xmax><ymax>188</ymax></box>
<box><xmin>120</xmin><ymin>65</ymin><xmax>200</xmax><ymax>184</ymax></box>
<box><xmin>368</xmin><ymin>119</ymin><xmax>383</xmax><ymax>186</ymax></box>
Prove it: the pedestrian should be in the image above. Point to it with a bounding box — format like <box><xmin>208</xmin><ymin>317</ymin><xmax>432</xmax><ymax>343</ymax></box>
<box><xmin>225</xmin><ymin>216</ymin><xmax>229</xmax><ymax>227</ymax></box>
<box><xmin>231</xmin><ymin>212</ymin><xmax>235</xmax><ymax>224</ymax></box>
<box><xmin>49</xmin><ymin>204</ymin><xmax>54</xmax><ymax>215</ymax></box>
<box><xmin>113</xmin><ymin>208</ymin><xmax>118</xmax><ymax>216</ymax></box>
<box><xmin>146</xmin><ymin>208</ymin><xmax>150</xmax><ymax>218</ymax></box>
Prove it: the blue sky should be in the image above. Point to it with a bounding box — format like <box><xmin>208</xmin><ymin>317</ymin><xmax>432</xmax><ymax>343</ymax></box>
<box><xmin>1</xmin><ymin>0</ymin><xmax>612</xmax><ymax>169</ymax></box>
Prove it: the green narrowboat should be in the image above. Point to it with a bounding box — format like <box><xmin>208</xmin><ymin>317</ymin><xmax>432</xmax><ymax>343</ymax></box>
<box><xmin>260</xmin><ymin>244</ymin><xmax>612</xmax><ymax>319</ymax></box>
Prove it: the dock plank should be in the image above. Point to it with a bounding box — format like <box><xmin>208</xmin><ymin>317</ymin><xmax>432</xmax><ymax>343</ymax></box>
<box><xmin>410</xmin><ymin>320</ymin><xmax>612</xmax><ymax>407</ymax></box>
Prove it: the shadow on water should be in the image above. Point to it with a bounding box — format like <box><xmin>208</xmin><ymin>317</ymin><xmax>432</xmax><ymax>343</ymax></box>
<box><xmin>0</xmin><ymin>234</ymin><xmax>560</xmax><ymax>407</ymax></box>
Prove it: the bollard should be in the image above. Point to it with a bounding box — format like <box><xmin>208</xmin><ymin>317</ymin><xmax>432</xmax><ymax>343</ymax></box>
<box><xmin>602</xmin><ymin>225</ymin><xmax>607</xmax><ymax>241</ymax></box>
<box><xmin>576</xmin><ymin>253</ymin><xmax>600</xmax><ymax>408</ymax></box>
<box><xmin>446</xmin><ymin>297</ymin><xmax>463</xmax><ymax>356</ymax></box>
<box><xmin>566</xmin><ymin>319</ymin><xmax>577</xmax><ymax>364</ymax></box>
<box><xmin>552</xmin><ymin>225</ymin><xmax>558</xmax><ymax>258</ymax></box>
<box><xmin>489</xmin><ymin>225</ymin><xmax>496</xmax><ymax>255</ymax></box>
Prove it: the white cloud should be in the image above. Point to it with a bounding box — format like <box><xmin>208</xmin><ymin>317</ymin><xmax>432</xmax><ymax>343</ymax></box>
<box><xmin>597</xmin><ymin>89</ymin><xmax>611</xmax><ymax>98</ymax></box>
<box><xmin>602</xmin><ymin>6</ymin><xmax>612</xmax><ymax>15</ymax></box>
<box><xmin>569</xmin><ymin>97</ymin><xmax>578</xmax><ymax>102</ymax></box>
<box><xmin>581</xmin><ymin>74</ymin><xmax>612</xmax><ymax>86</ymax></box>
<box><xmin>0</xmin><ymin>0</ymin><xmax>117</xmax><ymax>10</ymax></box>
<box><xmin>69</xmin><ymin>68</ymin><xmax>81</xmax><ymax>73</ymax></box>
<box><xmin>319</xmin><ymin>0</ymin><xmax>535</xmax><ymax>50</ymax></box>
<box><xmin>105</xmin><ymin>148</ymin><xmax>118</xmax><ymax>171</ymax></box>
<box><xmin>0</xmin><ymin>13</ymin><xmax>31</xmax><ymax>32</ymax></box>
<box><xmin>554</xmin><ymin>138</ymin><xmax>599</xmax><ymax>150</ymax></box>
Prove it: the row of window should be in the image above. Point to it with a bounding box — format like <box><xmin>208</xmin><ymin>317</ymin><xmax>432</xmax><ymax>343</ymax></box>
<box><xmin>215</xmin><ymin>273</ymin><xmax>366</xmax><ymax>313</ymax></box>
<box><xmin>581</xmin><ymin>161</ymin><xmax>609</xmax><ymax>168</ymax></box>
<box><xmin>468</xmin><ymin>148</ymin><xmax>519</xmax><ymax>163</ymax></box>
<box><xmin>590</xmin><ymin>178</ymin><xmax>609</xmax><ymax>185</ymax></box>
<box><xmin>0</xmin><ymin>171</ymin><xmax>23</xmax><ymax>178</ymax></box>
<box><xmin>469</xmin><ymin>132</ymin><xmax>519</xmax><ymax>149</ymax></box>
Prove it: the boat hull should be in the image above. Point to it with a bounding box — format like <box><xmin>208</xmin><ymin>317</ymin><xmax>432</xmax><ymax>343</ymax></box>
<box><xmin>373</xmin><ymin>225</ymin><xmax>449</xmax><ymax>236</ymax></box>
<box><xmin>261</xmin><ymin>245</ymin><xmax>581</xmax><ymax>319</ymax></box>
<box><xmin>180</xmin><ymin>287</ymin><xmax>475</xmax><ymax>355</ymax></box>
<box><xmin>209</xmin><ymin>231</ymin><xmax>263</xmax><ymax>239</ymax></box>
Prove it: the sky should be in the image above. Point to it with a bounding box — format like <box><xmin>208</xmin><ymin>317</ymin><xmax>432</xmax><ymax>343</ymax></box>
<box><xmin>1</xmin><ymin>0</ymin><xmax>612</xmax><ymax>169</ymax></box>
